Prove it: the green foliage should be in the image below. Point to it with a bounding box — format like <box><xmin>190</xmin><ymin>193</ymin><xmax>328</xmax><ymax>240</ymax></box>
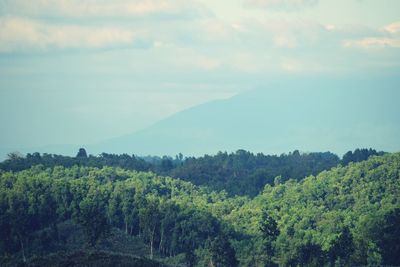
<box><xmin>78</xmin><ymin>187</ymin><xmax>111</xmax><ymax>247</ymax></box>
<box><xmin>0</xmin><ymin>149</ymin><xmax>342</xmax><ymax>196</ymax></box>
<box><xmin>0</xmin><ymin>152</ymin><xmax>399</xmax><ymax>267</ymax></box>
<box><xmin>375</xmin><ymin>208</ymin><xmax>400</xmax><ymax>265</ymax></box>
<box><xmin>260</xmin><ymin>210</ymin><xmax>279</xmax><ymax>265</ymax></box>
<box><xmin>0</xmin><ymin>166</ymin><xmax>231</xmax><ymax>265</ymax></box>
<box><xmin>208</xmin><ymin>235</ymin><xmax>238</xmax><ymax>267</ymax></box>
<box><xmin>6</xmin><ymin>250</ymin><xmax>168</xmax><ymax>267</ymax></box>
<box><xmin>230</xmin><ymin>152</ymin><xmax>400</xmax><ymax>266</ymax></box>
<box><xmin>341</xmin><ymin>148</ymin><xmax>384</xmax><ymax>166</ymax></box>
<box><xmin>169</xmin><ymin>150</ymin><xmax>340</xmax><ymax>196</ymax></box>
<box><xmin>260</xmin><ymin>211</ymin><xmax>279</xmax><ymax>240</ymax></box>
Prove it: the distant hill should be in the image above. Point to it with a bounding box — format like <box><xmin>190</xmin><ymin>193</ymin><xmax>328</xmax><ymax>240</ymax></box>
<box><xmin>92</xmin><ymin>78</ymin><xmax>400</xmax><ymax>156</ymax></box>
<box><xmin>2</xmin><ymin>78</ymin><xmax>399</xmax><ymax>159</ymax></box>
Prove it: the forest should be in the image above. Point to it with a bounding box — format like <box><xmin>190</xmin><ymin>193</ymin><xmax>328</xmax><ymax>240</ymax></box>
<box><xmin>0</xmin><ymin>148</ymin><xmax>382</xmax><ymax>196</ymax></box>
<box><xmin>0</xmin><ymin>149</ymin><xmax>399</xmax><ymax>266</ymax></box>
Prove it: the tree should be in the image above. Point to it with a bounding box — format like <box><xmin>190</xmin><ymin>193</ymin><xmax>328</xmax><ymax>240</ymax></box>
<box><xmin>7</xmin><ymin>189</ymin><xmax>30</xmax><ymax>262</ymax></box>
<box><xmin>260</xmin><ymin>209</ymin><xmax>279</xmax><ymax>265</ymax></box>
<box><xmin>139</xmin><ymin>195</ymin><xmax>161</xmax><ymax>259</ymax></box>
<box><xmin>76</xmin><ymin>148</ymin><xmax>88</xmax><ymax>158</ymax></box>
<box><xmin>78</xmin><ymin>189</ymin><xmax>110</xmax><ymax>247</ymax></box>
<box><xmin>260</xmin><ymin>210</ymin><xmax>279</xmax><ymax>240</ymax></box>
<box><xmin>7</xmin><ymin>152</ymin><xmax>24</xmax><ymax>161</ymax></box>
<box><xmin>377</xmin><ymin>208</ymin><xmax>400</xmax><ymax>265</ymax></box>
<box><xmin>328</xmin><ymin>226</ymin><xmax>354</xmax><ymax>265</ymax></box>
<box><xmin>160</xmin><ymin>157</ymin><xmax>174</xmax><ymax>172</ymax></box>
<box><xmin>207</xmin><ymin>235</ymin><xmax>238</xmax><ymax>267</ymax></box>
<box><xmin>120</xmin><ymin>186</ymin><xmax>137</xmax><ymax>235</ymax></box>
<box><xmin>341</xmin><ymin>148</ymin><xmax>383</xmax><ymax>165</ymax></box>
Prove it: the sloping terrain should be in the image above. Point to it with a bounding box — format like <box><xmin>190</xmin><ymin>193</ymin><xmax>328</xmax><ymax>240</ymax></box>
<box><xmin>94</xmin><ymin>79</ymin><xmax>400</xmax><ymax>156</ymax></box>
<box><xmin>0</xmin><ymin>153</ymin><xmax>399</xmax><ymax>266</ymax></box>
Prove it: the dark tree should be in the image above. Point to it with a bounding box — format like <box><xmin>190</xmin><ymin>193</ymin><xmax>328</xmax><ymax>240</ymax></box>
<box><xmin>208</xmin><ymin>235</ymin><xmax>239</xmax><ymax>267</ymax></box>
<box><xmin>160</xmin><ymin>157</ymin><xmax>174</xmax><ymax>172</ymax></box>
<box><xmin>328</xmin><ymin>226</ymin><xmax>354</xmax><ymax>265</ymax></box>
<box><xmin>377</xmin><ymin>208</ymin><xmax>400</xmax><ymax>265</ymax></box>
<box><xmin>341</xmin><ymin>148</ymin><xmax>384</xmax><ymax>165</ymax></box>
<box><xmin>260</xmin><ymin>209</ymin><xmax>279</xmax><ymax>265</ymax></box>
<box><xmin>76</xmin><ymin>148</ymin><xmax>88</xmax><ymax>158</ymax></box>
<box><xmin>260</xmin><ymin>211</ymin><xmax>279</xmax><ymax>240</ymax></box>
<box><xmin>78</xmin><ymin>193</ymin><xmax>110</xmax><ymax>247</ymax></box>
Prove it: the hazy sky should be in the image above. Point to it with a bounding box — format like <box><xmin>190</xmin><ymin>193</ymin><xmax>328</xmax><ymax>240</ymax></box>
<box><xmin>1</xmin><ymin>0</ymin><xmax>399</xmax><ymax>148</ymax></box>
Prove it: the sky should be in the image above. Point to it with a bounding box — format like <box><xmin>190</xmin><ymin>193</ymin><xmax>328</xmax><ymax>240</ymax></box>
<box><xmin>0</xmin><ymin>0</ymin><xmax>400</xmax><ymax>150</ymax></box>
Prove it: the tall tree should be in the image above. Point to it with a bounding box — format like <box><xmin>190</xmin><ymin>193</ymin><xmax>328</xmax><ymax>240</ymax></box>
<box><xmin>260</xmin><ymin>209</ymin><xmax>279</xmax><ymax>265</ymax></box>
<box><xmin>377</xmin><ymin>208</ymin><xmax>400</xmax><ymax>265</ymax></box>
<box><xmin>207</xmin><ymin>235</ymin><xmax>238</xmax><ymax>267</ymax></box>
<box><xmin>76</xmin><ymin>148</ymin><xmax>88</xmax><ymax>158</ymax></box>
<box><xmin>139</xmin><ymin>195</ymin><xmax>161</xmax><ymax>259</ymax></box>
<box><xmin>78</xmin><ymin>187</ymin><xmax>110</xmax><ymax>247</ymax></box>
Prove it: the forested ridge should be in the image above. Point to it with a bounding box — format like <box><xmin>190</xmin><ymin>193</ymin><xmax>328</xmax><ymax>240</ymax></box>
<box><xmin>0</xmin><ymin>151</ymin><xmax>399</xmax><ymax>266</ymax></box>
<box><xmin>0</xmin><ymin>148</ymin><xmax>382</xmax><ymax>197</ymax></box>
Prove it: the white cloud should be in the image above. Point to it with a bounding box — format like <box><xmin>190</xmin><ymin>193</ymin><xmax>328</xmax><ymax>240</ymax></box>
<box><xmin>383</xmin><ymin>22</ymin><xmax>400</xmax><ymax>35</ymax></box>
<box><xmin>1</xmin><ymin>0</ymin><xmax>210</xmax><ymax>20</ymax></box>
<box><xmin>244</xmin><ymin>0</ymin><xmax>318</xmax><ymax>10</ymax></box>
<box><xmin>342</xmin><ymin>22</ymin><xmax>400</xmax><ymax>49</ymax></box>
<box><xmin>0</xmin><ymin>0</ymin><xmax>210</xmax><ymax>53</ymax></box>
<box><xmin>0</xmin><ymin>17</ymin><xmax>149</xmax><ymax>52</ymax></box>
<box><xmin>342</xmin><ymin>37</ymin><xmax>400</xmax><ymax>49</ymax></box>
<box><xmin>184</xmin><ymin>18</ymin><xmax>326</xmax><ymax>50</ymax></box>
<box><xmin>324</xmin><ymin>24</ymin><xmax>336</xmax><ymax>31</ymax></box>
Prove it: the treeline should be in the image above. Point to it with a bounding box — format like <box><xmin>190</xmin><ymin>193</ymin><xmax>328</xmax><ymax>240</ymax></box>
<box><xmin>0</xmin><ymin>148</ymin><xmax>383</xmax><ymax>196</ymax></box>
<box><xmin>1</xmin><ymin>153</ymin><xmax>399</xmax><ymax>266</ymax></box>
<box><xmin>168</xmin><ymin>150</ymin><xmax>340</xmax><ymax>196</ymax></box>
<box><xmin>341</xmin><ymin>148</ymin><xmax>385</xmax><ymax>165</ymax></box>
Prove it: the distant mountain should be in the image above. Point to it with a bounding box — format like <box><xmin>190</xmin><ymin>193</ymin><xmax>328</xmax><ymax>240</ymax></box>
<box><xmin>90</xmin><ymin>78</ymin><xmax>400</xmax><ymax>156</ymax></box>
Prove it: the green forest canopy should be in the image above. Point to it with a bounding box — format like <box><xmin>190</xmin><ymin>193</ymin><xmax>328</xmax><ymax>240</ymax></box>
<box><xmin>0</xmin><ymin>148</ymin><xmax>382</xmax><ymax>197</ymax></box>
<box><xmin>0</xmin><ymin>151</ymin><xmax>399</xmax><ymax>266</ymax></box>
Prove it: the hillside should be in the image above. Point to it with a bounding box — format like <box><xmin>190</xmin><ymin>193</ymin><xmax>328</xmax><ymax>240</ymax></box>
<box><xmin>228</xmin><ymin>152</ymin><xmax>400</xmax><ymax>266</ymax></box>
<box><xmin>0</xmin><ymin>148</ymin><xmax>383</xmax><ymax>197</ymax></box>
<box><xmin>2</xmin><ymin>79</ymin><xmax>399</xmax><ymax>160</ymax></box>
<box><xmin>92</xmin><ymin>79</ymin><xmax>400</xmax><ymax>156</ymax></box>
<box><xmin>0</xmin><ymin>152</ymin><xmax>399</xmax><ymax>266</ymax></box>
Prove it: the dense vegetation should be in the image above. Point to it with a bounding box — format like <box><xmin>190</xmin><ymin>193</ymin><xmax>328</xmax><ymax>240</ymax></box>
<box><xmin>0</xmin><ymin>148</ymin><xmax>383</xmax><ymax>196</ymax></box>
<box><xmin>14</xmin><ymin>250</ymin><xmax>168</xmax><ymax>267</ymax></box>
<box><xmin>0</xmin><ymin>152</ymin><xmax>399</xmax><ymax>266</ymax></box>
<box><xmin>228</xmin><ymin>152</ymin><xmax>400</xmax><ymax>266</ymax></box>
<box><xmin>168</xmin><ymin>150</ymin><xmax>340</xmax><ymax>196</ymax></box>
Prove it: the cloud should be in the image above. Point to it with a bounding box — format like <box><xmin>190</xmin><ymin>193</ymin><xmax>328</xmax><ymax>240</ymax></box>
<box><xmin>0</xmin><ymin>17</ymin><xmax>150</xmax><ymax>52</ymax></box>
<box><xmin>176</xmin><ymin>18</ymin><xmax>326</xmax><ymax>50</ymax></box>
<box><xmin>0</xmin><ymin>0</ymin><xmax>210</xmax><ymax>20</ymax></box>
<box><xmin>342</xmin><ymin>22</ymin><xmax>400</xmax><ymax>49</ymax></box>
<box><xmin>180</xmin><ymin>18</ymin><xmax>400</xmax><ymax>74</ymax></box>
<box><xmin>342</xmin><ymin>38</ymin><xmax>400</xmax><ymax>49</ymax></box>
<box><xmin>244</xmin><ymin>0</ymin><xmax>319</xmax><ymax>10</ymax></box>
<box><xmin>0</xmin><ymin>0</ymin><xmax>211</xmax><ymax>53</ymax></box>
<box><xmin>383</xmin><ymin>22</ymin><xmax>400</xmax><ymax>35</ymax></box>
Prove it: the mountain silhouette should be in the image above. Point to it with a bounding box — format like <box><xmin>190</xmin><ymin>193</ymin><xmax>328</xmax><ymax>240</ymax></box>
<box><xmin>91</xmin><ymin>77</ymin><xmax>400</xmax><ymax>156</ymax></box>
